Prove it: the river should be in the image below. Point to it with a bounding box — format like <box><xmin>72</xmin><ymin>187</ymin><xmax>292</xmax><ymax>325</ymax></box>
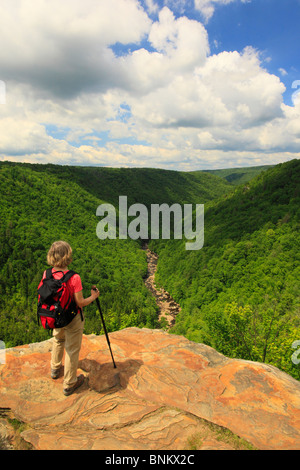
<box><xmin>142</xmin><ymin>242</ymin><xmax>181</xmax><ymax>329</ymax></box>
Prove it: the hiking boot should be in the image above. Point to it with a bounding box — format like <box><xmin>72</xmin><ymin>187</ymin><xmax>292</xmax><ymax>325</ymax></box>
<box><xmin>51</xmin><ymin>368</ymin><xmax>61</xmax><ymax>379</ymax></box>
<box><xmin>63</xmin><ymin>375</ymin><xmax>84</xmax><ymax>396</ymax></box>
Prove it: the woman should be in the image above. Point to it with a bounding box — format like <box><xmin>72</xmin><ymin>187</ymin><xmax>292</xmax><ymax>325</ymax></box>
<box><xmin>46</xmin><ymin>240</ymin><xmax>99</xmax><ymax>396</ymax></box>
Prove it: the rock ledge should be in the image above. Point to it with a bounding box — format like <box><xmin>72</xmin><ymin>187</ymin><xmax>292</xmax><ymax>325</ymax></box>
<box><xmin>0</xmin><ymin>328</ymin><xmax>299</xmax><ymax>450</ymax></box>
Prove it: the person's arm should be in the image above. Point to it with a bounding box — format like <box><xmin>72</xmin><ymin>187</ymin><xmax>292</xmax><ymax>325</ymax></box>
<box><xmin>74</xmin><ymin>287</ymin><xmax>99</xmax><ymax>309</ymax></box>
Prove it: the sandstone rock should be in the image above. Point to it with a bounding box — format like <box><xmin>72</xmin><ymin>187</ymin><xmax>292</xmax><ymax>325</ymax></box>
<box><xmin>0</xmin><ymin>328</ymin><xmax>299</xmax><ymax>450</ymax></box>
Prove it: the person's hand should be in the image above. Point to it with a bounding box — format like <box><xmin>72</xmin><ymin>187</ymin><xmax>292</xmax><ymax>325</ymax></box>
<box><xmin>91</xmin><ymin>286</ymin><xmax>100</xmax><ymax>299</ymax></box>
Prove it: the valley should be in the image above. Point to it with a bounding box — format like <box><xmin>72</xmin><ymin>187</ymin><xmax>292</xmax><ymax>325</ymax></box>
<box><xmin>0</xmin><ymin>159</ymin><xmax>299</xmax><ymax>380</ymax></box>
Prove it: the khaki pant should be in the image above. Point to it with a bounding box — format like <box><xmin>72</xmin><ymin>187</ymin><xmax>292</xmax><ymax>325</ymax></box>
<box><xmin>51</xmin><ymin>313</ymin><xmax>84</xmax><ymax>388</ymax></box>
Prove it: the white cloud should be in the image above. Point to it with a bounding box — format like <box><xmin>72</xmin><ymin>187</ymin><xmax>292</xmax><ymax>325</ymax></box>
<box><xmin>0</xmin><ymin>0</ymin><xmax>151</xmax><ymax>98</ymax></box>
<box><xmin>164</xmin><ymin>0</ymin><xmax>190</xmax><ymax>15</ymax></box>
<box><xmin>194</xmin><ymin>0</ymin><xmax>250</xmax><ymax>22</ymax></box>
<box><xmin>119</xmin><ymin>7</ymin><xmax>209</xmax><ymax>95</ymax></box>
<box><xmin>0</xmin><ymin>0</ymin><xmax>298</xmax><ymax>171</ymax></box>
<box><xmin>144</xmin><ymin>0</ymin><xmax>159</xmax><ymax>14</ymax></box>
<box><xmin>278</xmin><ymin>68</ymin><xmax>288</xmax><ymax>76</ymax></box>
<box><xmin>149</xmin><ymin>7</ymin><xmax>209</xmax><ymax>64</ymax></box>
<box><xmin>126</xmin><ymin>46</ymin><xmax>285</xmax><ymax>138</ymax></box>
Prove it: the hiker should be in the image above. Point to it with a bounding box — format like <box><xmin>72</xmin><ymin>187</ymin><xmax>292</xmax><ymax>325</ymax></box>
<box><xmin>45</xmin><ymin>240</ymin><xmax>99</xmax><ymax>396</ymax></box>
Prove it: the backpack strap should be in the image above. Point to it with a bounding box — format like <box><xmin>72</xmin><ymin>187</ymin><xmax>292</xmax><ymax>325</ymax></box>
<box><xmin>60</xmin><ymin>270</ymin><xmax>77</xmax><ymax>283</ymax></box>
<box><xmin>49</xmin><ymin>269</ymin><xmax>77</xmax><ymax>283</ymax></box>
<box><xmin>45</xmin><ymin>267</ymin><xmax>54</xmax><ymax>279</ymax></box>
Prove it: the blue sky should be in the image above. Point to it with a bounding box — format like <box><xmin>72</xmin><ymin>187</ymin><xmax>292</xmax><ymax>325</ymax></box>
<box><xmin>206</xmin><ymin>0</ymin><xmax>300</xmax><ymax>105</ymax></box>
<box><xmin>140</xmin><ymin>0</ymin><xmax>300</xmax><ymax>105</ymax></box>
<box><xmin>0</xmin><ymin>0</ymin><xmax>299</xmax><ymax>170</ymax></box>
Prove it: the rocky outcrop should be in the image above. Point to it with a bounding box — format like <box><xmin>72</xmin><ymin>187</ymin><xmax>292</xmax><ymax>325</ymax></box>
<box><xmin>0</xmin><ymin>328</ymin><xmax>299</xmax><ymax>450</ymax></box>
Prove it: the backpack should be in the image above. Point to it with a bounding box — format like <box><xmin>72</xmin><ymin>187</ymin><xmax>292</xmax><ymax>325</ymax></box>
<box><xmin>37</xmin><ymin>268</ymin><xmax>82</xmax><ymax>329</ymax></box>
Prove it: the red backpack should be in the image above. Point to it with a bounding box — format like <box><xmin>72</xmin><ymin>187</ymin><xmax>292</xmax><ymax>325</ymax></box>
<box><xmin>37</xmin><ymin>268</ymin><xmax>82</xmax><ymax>329</ymax></box>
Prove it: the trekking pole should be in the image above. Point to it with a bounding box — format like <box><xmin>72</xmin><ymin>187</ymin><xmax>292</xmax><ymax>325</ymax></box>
<box><xmin>92</xmin><ymin>286</ymin><xmax>117</xmax><ymax>369</ymax></box>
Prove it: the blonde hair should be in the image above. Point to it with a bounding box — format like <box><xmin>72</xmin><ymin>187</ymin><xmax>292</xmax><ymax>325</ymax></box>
<box><xmin>47</xmin><ymin>241</ymin><xmax>73</xmax><ymax>268</ymax></box>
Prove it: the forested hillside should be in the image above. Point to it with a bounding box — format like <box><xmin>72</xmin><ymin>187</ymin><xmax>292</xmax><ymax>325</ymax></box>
<box><xmin>201</xmin><ymin>164</ymin><xmax>274</xmax><ymax>185</ymax></box>
<box><xmin>151</xmin><ymin>159</ymin><xmax>300</xmax><ymax>379</ymax></box>
<box><xmin>1</xmin><ymin>159</ymin><xmax>299</xmax><ymax>380</ymax></box>
<box><xmin>7</xmin><ymin>162</ymin><xmax>232</xmax><ymax>206</ymax></box>
<box><xmin>0</xmin><ymin>161</ymin><xmax>230</xmax><ymax>348</ymax></box>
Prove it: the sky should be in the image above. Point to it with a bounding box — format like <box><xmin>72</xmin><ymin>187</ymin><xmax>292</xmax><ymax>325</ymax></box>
<box><xmin>0</xmin><ymin>0</ymin><xmax>300</xmax><ymax>171</ymax></box>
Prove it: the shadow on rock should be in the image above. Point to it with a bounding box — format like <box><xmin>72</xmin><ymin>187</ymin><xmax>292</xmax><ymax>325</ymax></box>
<box><xmin>79</xmin><ymin>358</ymin><xmax>143</xmax><ymax>393</ymax></box>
